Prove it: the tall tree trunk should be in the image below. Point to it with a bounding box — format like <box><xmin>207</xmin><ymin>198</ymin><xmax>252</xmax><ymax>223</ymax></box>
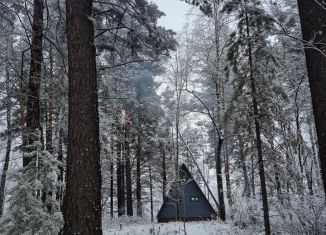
<box><xmin>110</xmin><ymin>129</ymin><xmax>114</xmax><ymax>218</ymax></box>
<box><xmin>286</xmin><ymin>153</ymin><xmax>291</xmax><ymax>203</ymax></box>
<box><xmin>239</xmin><ymin>134</ymin><xmax>250</xmax><ymax>198</ymax></box>
<box><xmin>121</xmin><ymin>153</ymin><xmax>125</xmax><ymax>214</ymax></box>
<box><xmin>149</xmin><ymin>164</ymin><xmax>154</xmax><ymax>222</ymax></box>
<box><xmin>206</xmin><ymin>165</ymin><xmax>210</xmax><ymax>201</ymax></box>
<box><xmin>110</xmin><ymin>161</ymin><xmax>114</xmax><ymax>218</ymax></box>
<box><xmin>274</xmin><ymin>161</ymin><xmax>281</xmax><ymax>198</ymax></box>
<box><xmin>46</xmin><ymin>45</ymin><xmax>54</xmax><ymax>154</ymax></box>
<box><xmin>251</xmin><ymin>141</ymin><xmax>256</xmax><ymax>197</ymax></box>
<box><xmin>212</xmin><ymin>1</ymin><xmax>226</xmax><ymax>220</ymax></box>
<box><xmin>175</xmin><ymin>98</ymin><xmax>180</xmax><ymax>221</ymax></box>
<box><xmin>244</xmin><ymin>6</ymin><xmax>271</xmax><ymax>234</ymax></box>
<box><xmin>294</xmin><ymin>91</ymin><xmax>304</xmax><ymax>195</ymax></box>
<box><xmin>136</xmin><ymin>125</ymin><xmax>142</xmax><ymax>217</ymax></box>
<box><xmin>215</xmin><ymin>137</ymin><xmax>225</xmax><ymax>221</ymax></box>
<box><xmin>117</xmin><ymin>116</ymin><xmax>125</xmax><ymax>216</ymax></box>
<box><xmin>125</xmin><ymin>109</ymin><xmax>133</xmax><ymax>216</ymax></box>
<box><xmin>224</xmin><ymin>133</ymin><xmax>232</xmax><ymax>206</ymax></box>
<box><xmin>25</xmin><ymin>0</ymin><xmax>44</xmax><ymax>167</ymax></box>
<box><xmin>62</xmin><ymin>0</ymin><xmax>102</xmax><ymax>233</ymax></box>
<box><xmin>19</xmin><ymin>49</ymin><xmax>27</xmax><ymax>151</ymax></box>
<box><xmin>56</xmin><ymin>127</ymin><xmax>64</xmax><ymax>204</ymax></box>
<box><xmin>0</xmin><ymin>65</ymin><xmax>12</xmax><ymax>217</ymax></box>
<box><xmin>162</xmin><ymin>146</ymin><xmax>167</xmax><ymax>200</ymax></box>
<box><xmin>296</xmin><ymin>0</ymin><xmax>326</xmax><ymax>200</ymax></box>
<box><xmin>43</xmin><ymin>44</ymin><xmax>54</xmax><ymax>211</ymax></box>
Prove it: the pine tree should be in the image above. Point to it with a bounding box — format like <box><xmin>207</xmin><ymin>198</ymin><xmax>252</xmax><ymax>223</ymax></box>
<box><xmin>0</xmin><ymin>131</ymin><xmax>62</xmax><ymax>235</ymax></box>
<box><xmin>223</xmin><ymin>0</ymin><xmax>278</xmax><ymax>233</ymax></box>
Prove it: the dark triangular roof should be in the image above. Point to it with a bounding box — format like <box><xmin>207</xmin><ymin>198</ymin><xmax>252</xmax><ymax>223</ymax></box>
<box><xmin>157</xmin><ymin>163</ymin><xmax>217</xmax><ymax>221</ymax></box>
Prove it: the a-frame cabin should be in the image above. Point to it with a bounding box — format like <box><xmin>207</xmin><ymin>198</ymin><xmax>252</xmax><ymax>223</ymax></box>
<box><xmin>157</xmin><ymin>164</ymin><xmax>217</xmax><ymax>222</ymax></box>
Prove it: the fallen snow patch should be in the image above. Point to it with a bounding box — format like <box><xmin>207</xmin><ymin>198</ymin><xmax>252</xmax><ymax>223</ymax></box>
<box><xmin>103</xmin><ymin>220</ymin><xmax>264</xmax><ymax>235</ymax></box>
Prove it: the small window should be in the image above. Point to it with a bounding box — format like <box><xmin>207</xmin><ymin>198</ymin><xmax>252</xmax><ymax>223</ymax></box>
<box><xmin>190</xmin><ymin>196</ymin><xmax>199</xmax><ymax>202</ymax></box>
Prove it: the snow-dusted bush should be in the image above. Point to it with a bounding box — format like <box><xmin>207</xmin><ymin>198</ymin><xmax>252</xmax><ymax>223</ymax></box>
<box><xmin>0</xmin><ymin>130</ymin><xmax>63</xmax><ymax>235</ymax></box>
<box><xmin>230</xmin><ymin>193</ymin><xmax>326</xmax><ymax>234</ymax></box>
<box><xmin>271</xmin><ymin>196</ymin><xmax>326</xmax><ymax>234</ymax></box>
<box><xmin>230</xmin><ymin>196</ymin><xmax>265</xmax><ymax>233</ymax></box>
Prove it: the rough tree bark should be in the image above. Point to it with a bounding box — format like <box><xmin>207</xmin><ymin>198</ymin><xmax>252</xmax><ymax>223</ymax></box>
<box><xmin>296</xmin><ymin>0</ymin><xmax>326</xmax><ymax>200</ymax></box>
<box><xmin>25</xmin><ymin>0</ymin><xmax>44</xmax><ymax>167</ymax></box>
<box><xmin>62</xmin><ymin>0</ymin><xmax>102</xmax><ymax>233</ymax></box>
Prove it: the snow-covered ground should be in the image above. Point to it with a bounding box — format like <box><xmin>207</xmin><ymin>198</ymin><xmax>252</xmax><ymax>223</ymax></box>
<box><xmin>104</xmin><ymin>220</ymin><xmax>264</xmax><ymax>235</ymax></box>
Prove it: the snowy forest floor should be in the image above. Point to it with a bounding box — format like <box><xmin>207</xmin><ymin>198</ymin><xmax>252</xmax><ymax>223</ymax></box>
<box><xmin>103</xmin><ymin>219</ymin><xmax>264</xmax><ymax>235</ymax></box>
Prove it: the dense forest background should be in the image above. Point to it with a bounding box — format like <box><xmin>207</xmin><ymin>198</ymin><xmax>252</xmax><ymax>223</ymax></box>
<box><xmin>0</xmin><ymin>0</ymin><xmax>325</xmax><ymax>234</ymax></box>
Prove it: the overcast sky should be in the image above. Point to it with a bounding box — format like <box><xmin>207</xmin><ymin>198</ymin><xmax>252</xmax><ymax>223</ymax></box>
<box><xmin>150</xmin><ymin>0</ymin><xmax>193</xmax><ymax>32</ymax></box>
